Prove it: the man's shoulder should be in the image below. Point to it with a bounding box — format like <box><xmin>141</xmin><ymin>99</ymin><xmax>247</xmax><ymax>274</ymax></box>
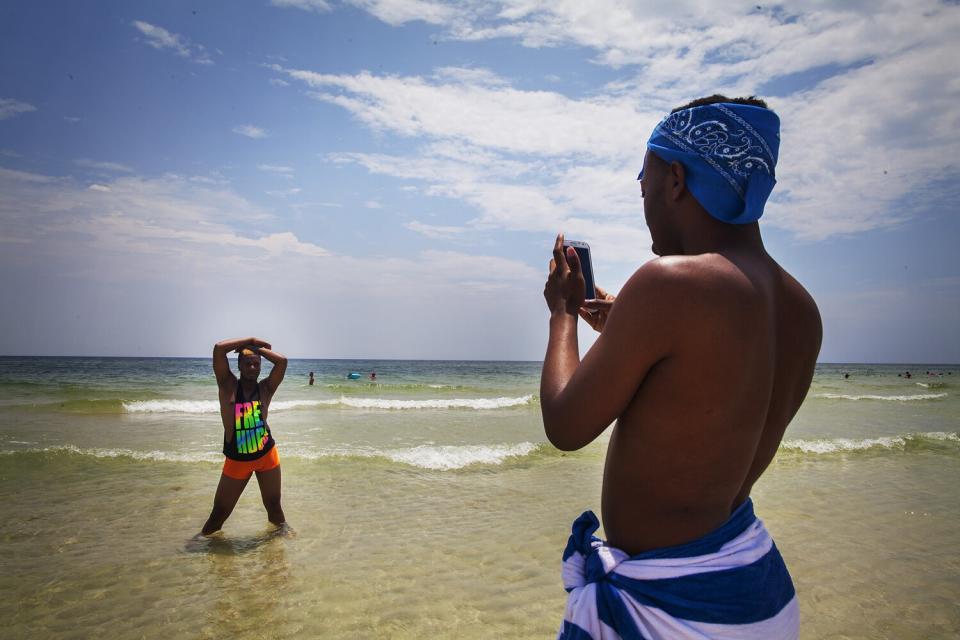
<box><xmin>622</xmin><ymin>255</ymin><xmax>743</xmax><ymax>301</ymax></box>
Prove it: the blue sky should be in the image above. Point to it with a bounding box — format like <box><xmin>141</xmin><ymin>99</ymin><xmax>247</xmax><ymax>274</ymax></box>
<box><xmin>1</xmin><ymin>0</ymin><xmax>958</xmax><ymax>362</ymax></box>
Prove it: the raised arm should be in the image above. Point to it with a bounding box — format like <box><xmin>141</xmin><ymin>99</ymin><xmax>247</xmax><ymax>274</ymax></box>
<box><xmin>256</xmin><ymin>347</ymin><xmax>288</xmax><ymax>394</ymax></box>
<box><xmin>212</xmin><ymin>336</ymin><xmax>271</xmax><ymax>385</ymax></box>
<box><xmin>540</xmin><ymin>236</ymin><xmax>679</xmax><ymax>451</ymax></box>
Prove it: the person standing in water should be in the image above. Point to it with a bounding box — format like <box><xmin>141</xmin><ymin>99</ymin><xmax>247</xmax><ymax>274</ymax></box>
<box><xmin>200</xmin><ymin>336</ymin><xmax>288</xmax><ymax>536</ymax></box>
<box><xmin>541</xmin><ymin>96</ymin><xmax>820</xmax><ymax>638</ymax></box>
<box><xmin>308</xmin><ymin>372</ymin><xmax>315</xmax><ymax>386</ymax></box>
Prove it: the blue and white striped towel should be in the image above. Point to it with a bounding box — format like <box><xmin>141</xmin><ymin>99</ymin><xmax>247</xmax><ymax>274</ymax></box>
<box><xmin>559</xmin><ymin>499</ymin><xmax>799</xmax><ymax>639</ymax></box>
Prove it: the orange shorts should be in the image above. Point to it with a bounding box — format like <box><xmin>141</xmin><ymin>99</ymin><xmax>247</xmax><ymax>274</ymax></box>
<box><xmin>222</xmin><ymin>446</ymin><xmax>280</xmax><ymax>480</ymax></box>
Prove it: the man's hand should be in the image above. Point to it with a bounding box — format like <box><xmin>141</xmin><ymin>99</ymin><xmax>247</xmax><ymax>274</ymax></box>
<box><xmin>233</xmin><ymin>338</ymin><xmax>271</xmax><ymax>353</ymax></box>
<box><xmin>579</xmin><ymin>285</ymin><xmax>616</xmax><ymax>332</ymax></box>
<box><xmin>544</xmin><ymin>233</ymin><xmax>586</xmax><ymax>317</ymax></box>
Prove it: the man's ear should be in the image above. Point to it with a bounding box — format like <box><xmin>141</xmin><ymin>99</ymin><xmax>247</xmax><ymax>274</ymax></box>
<box><xmin>669</xmin><ymin>161</ymin><xmax>686</xmax><ymax>201</ymax></box>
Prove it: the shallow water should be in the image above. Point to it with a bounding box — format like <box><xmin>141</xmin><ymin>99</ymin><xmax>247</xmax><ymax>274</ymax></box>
<box><xmin>1</xmin><ymin>358</ymin><xmax>959</xmax><ymax>638</ymax></box>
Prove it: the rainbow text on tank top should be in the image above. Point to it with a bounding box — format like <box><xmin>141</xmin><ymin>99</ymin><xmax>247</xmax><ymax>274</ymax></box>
<box><xmin>234</xmin><ymin>400</ymin><xmax>269</xmax><ymax>454</ymax></box>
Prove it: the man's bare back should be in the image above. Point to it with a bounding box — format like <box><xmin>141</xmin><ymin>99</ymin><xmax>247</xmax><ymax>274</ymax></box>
<box><xmin>600</xmin><ymin>250</ymin><xmax>820</xmax><ymax>554</ymax></box>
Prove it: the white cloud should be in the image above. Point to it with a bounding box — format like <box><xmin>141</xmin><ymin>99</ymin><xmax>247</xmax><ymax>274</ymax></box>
<box><xmin>258</xmin><ymin>164</ymin><xmax>295</xmax><ymax>175</ymax></box>
<box><xmin>292</xmin><ymin>201</ymin><xmax>344</xmax><ymax>210</ymax></box>
<box><xmin>274</xmin><ymin>0</ymin><xmax>457</xmax><ymax>24</ymax></box>
<box><xmin>281</xmin><ymin>1</ymin><xmax>960</xmax><ymax>243</ymax></box>
<box><xmin>351</xmin><ymin>0</ymin><xmax>459</xmax><ymax>26</ymax></box>
<box><xmin>270</xmin><ymin>0</ymin><xmax>332</xmax><ymax>12</ymax></box>
<box><xmin>75</xmin><ymin>158</ymin><xmax>135</xmax><ymax>173</ymax></box>
<box><xmin>0</xmin><ymin>169</ymin><xmax>321</xmax><ymax>262</ymax></box>
<box><xmin>364</xmin><ymin>200</ymin><xmax>382</xmax><ymax>209</ymax></box>
<box><xmin>0</xmin><ymin>98</ymin><xmax>36</xmax><ymax>120</ymax></box>
<box><xmin>266</xmin><ymin>187</ymin><xmax>303</xmax><ymax>197</ymax></box>
<box><xmin>284</xmin><ymin>66</ymin><xmax>650</xmax><ymax>159</ymax></box>
<box><xmin>269</xmin><ymin>78</ymin><xmax>290</xmax><ymax>87</ymax></box>
<box><xmin>406</xmin><ymin>220</ymin><xmax>468</xmax><ymax>239</ymax></box>
<box><xmin>232</xmin><ymin>124</ymin><xmax>268</xmax><ymax>139</ymax></box>
<box><xmin>132</xmin><ymin>20</ymin><xmax>213</xmax><ymax>65</ymax></box>
<box><xmin>0</xmin><ymin>167</ymin><xmax>546</xmax><ymax>358</ymax></box>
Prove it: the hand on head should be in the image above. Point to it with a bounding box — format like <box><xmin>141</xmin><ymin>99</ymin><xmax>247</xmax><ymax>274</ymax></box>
<box><xmin>234</xmin><ymin>338</ymin><xmax>271</xmax><ymax>354</ymax></box>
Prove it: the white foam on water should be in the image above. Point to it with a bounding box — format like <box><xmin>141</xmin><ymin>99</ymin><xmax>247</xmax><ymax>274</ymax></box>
<box><xmin>335</xmin><ymin>395</ymin><xmax>534</xmax><ymax>410</ymax></box>
<box><xmin>122</xmin><ymin>399</ymin><xmax>342</xmax><ymax>413</ymax></box>
<box><xmin>267</xmin><ymin>442</ymin><xmax>540</xmax><ymax>469</ymax></box>
<box><xmin>123</xmin><ymin>400</ymin><xmax>220</xmax><ymax>413</ymax></box>
<box><xmin>383</xmin><ymin>442</ymin><xmax>539</xmax><ymax>470</ymax></box>
<box><xmin>2</xmin><ymin>442</ymin><xmax>543</xmax><ymax>470</ymax></box>
<box><xmin>122</xmin><ymin>395</ymin><xmax>533</xmax><ymax>413</ymax></box>
<box><xmin>781</xmin><ymin>432</ymin><xmax>959</xmax><ymax>454</ymax></box>
<box><xmin>813</xmin><ymin>392</ymin><xmax>947</xmax><ymax>402</ymax></box>
<box><xmin>0</xmin><ymin>444</ymin><xmax>223</xmax><ymax>463</ymax></box>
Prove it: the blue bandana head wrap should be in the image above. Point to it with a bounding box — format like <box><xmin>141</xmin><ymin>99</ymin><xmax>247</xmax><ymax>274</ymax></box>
<box><xmin>640</xmin><ymin>103</ymin><xmax>780</xmax><ymax>224</ymax></box>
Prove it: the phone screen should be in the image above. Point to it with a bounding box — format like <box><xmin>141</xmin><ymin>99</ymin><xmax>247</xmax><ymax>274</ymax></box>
<box><xmin>565</xmin><ymin>243</ymin><xmax>597</xmax><ymax>300</ymax></box>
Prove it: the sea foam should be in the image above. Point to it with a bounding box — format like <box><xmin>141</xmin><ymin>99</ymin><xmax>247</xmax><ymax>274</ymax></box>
<box><xmin>122</xmin><ymin>395</ymin><xmax>534</xmax><ymax>413</ymax></box>
<box><xmin>813</xmin><ymin>392</ymin><xmax>947</xmax><ymax>402</ymax></box>
<box><xmin>2</xmin><ymin>442</ymin><xmax>543</xmax><ymax>470</ymax></box>
<box><xmin>382</xmin><ymin>442</ymin><xmax>538</xmax><ymax>470</ymax></box>
<box><xmin>781</xmin><ymin>431</ymin><xmax>959</xmax><ymax>454</ymax></box>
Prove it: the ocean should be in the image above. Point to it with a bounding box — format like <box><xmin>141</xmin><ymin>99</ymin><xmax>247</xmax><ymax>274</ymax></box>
<box><xmin>2</xmin><ymin>357</ymin><xmax>958</xmax><ymax>638</ymax></box>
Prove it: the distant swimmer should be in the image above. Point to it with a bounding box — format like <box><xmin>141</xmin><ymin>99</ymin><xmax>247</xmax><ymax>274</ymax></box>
<box><xmin>370</xmin><ymin>371</ymin><xmax>377</xmax><ymax>380</ymax></box>
<box><xmin>844</xmin><ymin>373</ymin><xmax>850</xmax><ymax>379</ymax></box>
<box><xmin>905</xmin><ymin>371</ymin><xmax>912</xmax><ymax>379</ymax></box>
<box><xmin>199</xmin><ymin>337</ymin><xmax>288</xmax><ymax>537</ymax></box>
<box><xmin>308</xmin><ymin>372</ymin><xmax>315</xmax><ymax>386</ymax></box>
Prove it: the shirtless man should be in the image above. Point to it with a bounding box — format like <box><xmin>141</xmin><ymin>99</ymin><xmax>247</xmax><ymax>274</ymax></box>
<box><xmin>541</xmin><ymin>96</ymin><xmax>821</xmax><ymax>638</ymax></box>
<box><xmin>200</xmin><ymin>336</ymin><xmax>289</xmax><ymax>536</ymax></box>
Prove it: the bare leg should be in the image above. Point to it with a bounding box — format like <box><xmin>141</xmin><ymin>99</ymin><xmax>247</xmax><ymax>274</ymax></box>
<box><xmin>255</xmin><ymin>465</ymin><xmax>286</xmax><ymax>527</ymax></box>
<box><xmin>201</xmin><ymin>473</ymin><xmax>250</xmax><ymax>535</ymax></box>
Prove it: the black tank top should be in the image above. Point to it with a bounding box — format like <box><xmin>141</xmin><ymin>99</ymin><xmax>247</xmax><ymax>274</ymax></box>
<box><xmin>223</xmin><ymin>380</ymin><xmax>276</xmax><ymax>461</ymax></box>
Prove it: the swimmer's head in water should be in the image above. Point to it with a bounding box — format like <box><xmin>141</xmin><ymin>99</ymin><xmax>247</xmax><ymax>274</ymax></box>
<box><xmin>237</xmin><ymin>348</ymin><xmax>261</xmax><ymax>381</ymax></box>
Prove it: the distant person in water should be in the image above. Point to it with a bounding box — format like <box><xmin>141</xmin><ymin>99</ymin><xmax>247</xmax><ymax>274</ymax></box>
<box><xmin>308</xmin><ymin>372</ymin><xmax>314</xmax><ymax>386</ymax></box>
<box><xmin>370</xmin><ymin>371</ymin><xmax>376</xmax><ymax>380</ymax></box>
<box><xmin>199</xmin><ymin>337</ymin><xmax>288</xmax><ymax>536</ymax></box>
<box><xmin>541</xmin><ymin>95</ymin><xmax>819</xmax><ymax>638</ymax></box>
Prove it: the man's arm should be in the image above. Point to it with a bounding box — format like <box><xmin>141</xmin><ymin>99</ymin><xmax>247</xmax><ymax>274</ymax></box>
<box><xmin>540</xmin><ymin>243</ymin><xmax>680</xmax><ymax>451</ymax></box>
<box><xmin>256</xmin><ymin>347</ymin><xmax>288</xmax><ymax>394</ymax></box>
<box><xmin>212</xmin><ymin>337</ymin><xmax>271</xmax><ymax>385</ymax></box>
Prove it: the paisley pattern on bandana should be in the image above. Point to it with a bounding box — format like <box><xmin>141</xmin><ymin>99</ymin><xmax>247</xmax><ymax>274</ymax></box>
<box><xmin>654</xmin><ymin>104</ymin><xmax>777</xmax><ymax>200</ymax></box>
<box><xmin>643</xmin><ymin>102</ymin><xmax>781</xmax><ymax>224</ymax></box>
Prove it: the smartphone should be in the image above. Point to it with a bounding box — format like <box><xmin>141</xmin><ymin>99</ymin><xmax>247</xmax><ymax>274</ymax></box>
<box><xmin>563</xmin><ymin>240</ymin><xmax>597</xmax><ymax>300</ymax></box>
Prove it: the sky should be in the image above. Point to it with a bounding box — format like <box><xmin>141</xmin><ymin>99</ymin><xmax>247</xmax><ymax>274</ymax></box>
<box><xmin>1</xmin><ymin>0</ymin><xmax>958</xmax><ymax>362</ymax></box>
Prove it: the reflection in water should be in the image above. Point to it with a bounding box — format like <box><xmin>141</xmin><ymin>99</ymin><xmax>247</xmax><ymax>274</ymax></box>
<box><xmin>184</xmin><ymin>523</ymin><xmax>295</xmax><ymax>555</ymax></box>
<box><xmin>185</xmin><ymin>525</ymin><xmax>296</xmax><ymax>638</ymax></box>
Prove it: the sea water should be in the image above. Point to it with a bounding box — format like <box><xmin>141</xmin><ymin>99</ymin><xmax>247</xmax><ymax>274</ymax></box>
<box><xmin>1</xmin><ymin>358</ymin><xmax>958</xmax><ymax>638</ymax></box>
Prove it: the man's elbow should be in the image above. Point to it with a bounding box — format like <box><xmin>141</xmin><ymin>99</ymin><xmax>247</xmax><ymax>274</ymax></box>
<box><xmin>542</xmin><ymin>413</ymin><xmax>586</xmax><ymax>452</ymax></box>
<box><xmin>546</xmin><ymin>431</ymin><xmax>583</xmax><ymax>452</ymax></box>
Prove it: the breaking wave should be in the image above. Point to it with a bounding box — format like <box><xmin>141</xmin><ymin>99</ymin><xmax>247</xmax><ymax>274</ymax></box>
<box><xmin>0</xmin><ymin>441</ymin><xmax>546</xmax><ymax>470</ymax></box>
<box><xmin>813</xmin><ymin>392</ymin><xmax>947</xmax><ymax>402</ymax></box>
<box><xmin>122</xmin><ymin>395</ymin><xmax>535</xmax><ymax>413</ymax></box>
